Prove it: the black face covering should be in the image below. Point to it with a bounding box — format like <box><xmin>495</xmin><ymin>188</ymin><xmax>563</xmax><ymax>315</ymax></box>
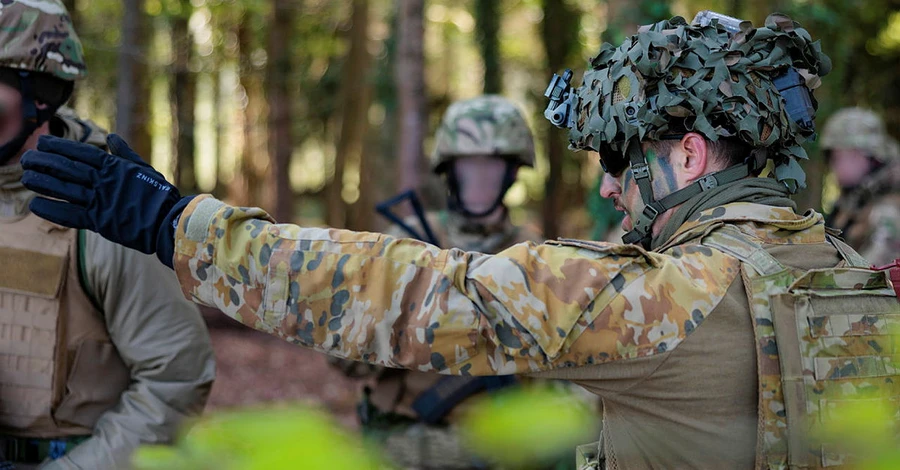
<box><xmin>444</xmin><ymin>159</ymin><xmax>518</xmax><ymax>218</ymax></box>
<box><xmin>0</xmin><ymin>69</ymin><xmax>72</xmax><ymax>165</ymax></box>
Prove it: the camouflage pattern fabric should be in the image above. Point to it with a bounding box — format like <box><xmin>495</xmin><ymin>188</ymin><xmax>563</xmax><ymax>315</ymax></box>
<box><xmin>822</xmin><ymin>108</ymin><xmax>900</xmax><ymax>266</ymax></box>
<box><xmin>431</xmin><ymin>95</ymin><xmax>535</xmax><ymax>171</ymax></box>
<box><xmin>567</xmin><ymin>13</ymin><xmax>830</xmax><ymax>192</ymax></box>
<box><xmin>702</xmin><ymin>225</ymin><xmax>900</xmax><ymax>468</ymax></box>
<box><xmin>829</xmin><ymin>161</ymin><xmax>900</xmax><ymax>266</ymax></box>
<box><xmin>333</xmin><ymin>211</ymin><xmax>542</xmax><ymax>469</ymax></box>
<box><xmin>0</xmin><ymin>1</ymin><xmax>86</xmax><ymax>80</ymax></box>
<box><xmin>174</xmin><ymin>194</ymin><xmax>740</xmax><ymax>377</ymax></box>
<box><xmin>171</xmin><ymin>194</ymin><xmax>899</xmax><ymax>468</ymax></box>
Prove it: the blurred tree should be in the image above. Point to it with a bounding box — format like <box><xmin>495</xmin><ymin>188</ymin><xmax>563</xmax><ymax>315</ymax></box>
<box><xmin>475</xmin><ymin>0</ymin><xmax>502</xmax><ymax>94</ymax></box>
<box><xmin>170</xmin><ymin>0</ymin><xmax>197</xmax><ymax>194</ymax></box>
<box><xmin>539</xmin><ymin>0</ymin><xmax>581</xmax><ymax>240</ymax></box>
<box><xmin>396</xmin><ymin>0</ymin><xmax>427</xmax><ymax>195</ymax></box>
<box><xmin>266</xmin><ymin>0</ymin><xmax>295</xmax><ymax>222</ymax></box>
<box><xmin>232</xmin><ymin>5</ymin><xmax>267</xmax><ymax>207</ymax></box>
<box><xmin>116</xmin><ymin>0</ymin><xmax>151</xmax><ymax>157</ymax></box>
<box><xmin>603</xmin><ymin>0</ymin><xmax>671</xmax><ymax>43</ymax></box>
<box><xmin>62</xmin><ymin>0</ymin><xmax>79</xmax><ymax>108</ymax></box>
<box><xmin>329</xmin><ymin>0</ymin><xmax>373</xmax><ymax>230</ymax></box>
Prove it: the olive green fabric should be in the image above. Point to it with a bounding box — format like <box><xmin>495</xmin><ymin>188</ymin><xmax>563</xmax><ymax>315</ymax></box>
<box><xmin>567</xmin><ymin>13</ymin><xmax>830</xmax><ymax>192</ymax></box>
<box><xmin>653</xmin><ymin>177</ymin><xmax>795</xmax><ymax>249</ymax></box>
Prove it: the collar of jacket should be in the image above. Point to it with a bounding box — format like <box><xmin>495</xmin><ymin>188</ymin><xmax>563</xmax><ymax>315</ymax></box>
<box><xmin>656</xmin><ymin>202</ymin><xmax>824</xmax><ymax>252</ymax></box>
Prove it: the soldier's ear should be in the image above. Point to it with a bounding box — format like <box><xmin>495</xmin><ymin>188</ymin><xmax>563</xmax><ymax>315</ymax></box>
<box><xmin>680</xmin><ymin>132</ymin><xmax>710</xmax><ymax>182</ymax></box>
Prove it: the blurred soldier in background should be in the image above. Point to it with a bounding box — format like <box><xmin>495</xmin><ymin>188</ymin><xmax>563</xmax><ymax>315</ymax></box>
<box><xmin>0</xmin><ymin>2</ymin><xmax>215</xmax><ymax>468</ymax></box>
<box><xmin>333</xmin><ymin>95</ymin><xmax>543</xmax><ymax>469</ymax></box>
<box><xmin>822</xmin><ymin>107</ymin><xmax>900</xmax><ymax>265</ymax></box>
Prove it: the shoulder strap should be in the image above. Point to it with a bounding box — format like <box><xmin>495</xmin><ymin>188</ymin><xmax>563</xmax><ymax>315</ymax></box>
<box><xmin>699</xmin><ymin>225</ymin><xmax>786</xmax><ymax>276</ymax></box>
<box><xmin>411</xmin><ymin>375</ymin><xmax>517</xmax><ymax>424</ymax></box>
<box><xmin>825</xmin><ymin>234</ymin><xmax>870</xmax><ymax>268</ymax></box>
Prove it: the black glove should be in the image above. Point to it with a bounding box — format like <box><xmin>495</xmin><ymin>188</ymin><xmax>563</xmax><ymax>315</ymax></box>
<box><xmin>20</xmin><ymin>134</ymin><xmax>186</xmax><ymax>260</ymax></box>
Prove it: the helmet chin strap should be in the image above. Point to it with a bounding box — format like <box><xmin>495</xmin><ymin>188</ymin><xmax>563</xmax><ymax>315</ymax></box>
<box><xmin>446</xmin><ymin>160</ymin><xmax>518</xmax><ymax>219</ymax></box>
<box><xmin>620</xmin><ymin>138</ymin><xmax>765</xmax><ymax>249</ymax></box>
<box><xmin>0</xmin><ymin>71</ymin><xmax>56</xmax><ymax>166</ymax></box>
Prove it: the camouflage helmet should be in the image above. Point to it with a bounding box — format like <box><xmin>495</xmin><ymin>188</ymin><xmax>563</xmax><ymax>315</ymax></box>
<box><xmin>560</xmin><ymin>13</ymin><xmax>830</xmax><ymax>192</ymax></box>
<box><xmin>820</xmin><ymin>107</ymin><xmax>899</xmax><ymax>163</ymax></box>
<box><xmin>0</xmin><ymin>0</ymin><xmax>87</xmax><ymax>81</ymax></box>
<box><xmin>431</xmin><ymin>95</ymin><xmax>535</xmax><ymax>173</ymax></box>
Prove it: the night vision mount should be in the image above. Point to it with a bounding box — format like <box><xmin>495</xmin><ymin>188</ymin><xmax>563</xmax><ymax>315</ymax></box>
<box><xmin>543</xmin><ymin>68</ymin><xmax>575</xmax><ymax>129</ymax></box>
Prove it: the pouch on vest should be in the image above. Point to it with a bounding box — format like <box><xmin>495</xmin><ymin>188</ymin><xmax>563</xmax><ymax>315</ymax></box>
<box><xmin>702</xmin><ymin>226</ymin><xmax>900</xmax><ymax>469</ymax></box>
<box><xmin>0</xmin><ymin>218</ymin><xmax>129</xmax><ymax>438</ymax></box>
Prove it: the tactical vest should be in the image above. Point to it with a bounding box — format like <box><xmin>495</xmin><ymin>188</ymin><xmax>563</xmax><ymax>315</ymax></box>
<box><xmin>0</xmin><ymin>213</ymin><xmax>130</xmax><ymax>438</ymax></box>
<box><xmin>702</xmin><ymin>226</ymin><xmax>900</xmax><ymax>469</ymax></box>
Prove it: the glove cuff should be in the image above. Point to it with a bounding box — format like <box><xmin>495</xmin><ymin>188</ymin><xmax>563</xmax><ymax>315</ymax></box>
<box><xmin>156</xmin><ymin>196</ymin><xmax>196</xmax><ymax>269</ymax></box>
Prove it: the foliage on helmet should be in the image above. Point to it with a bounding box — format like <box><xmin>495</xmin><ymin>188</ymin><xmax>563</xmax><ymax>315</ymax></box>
<box><xmin>821</xmin><ymin>107</ymin><xmax>899</xmax><ymax>163</ymax></box>
<box><xmin>431</xmin><ymin>95</ymin><xmax>535</xmax><ymax>172</ymax></box>
<box><xmin>0</xmin><ymin>0</ymin><xmax>87</xmax><ymax>81</ymax></box>
<box><xmin>568</xmin><ymin>13</ymin><xmax>831</xmax><ymax>188</ymax></box>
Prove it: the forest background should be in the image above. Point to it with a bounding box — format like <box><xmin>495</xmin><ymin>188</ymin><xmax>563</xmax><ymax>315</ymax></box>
<box><xmin>68</xmin><ymin>0</ymin><xmax>900</xmax><ymax>240</ymax></box>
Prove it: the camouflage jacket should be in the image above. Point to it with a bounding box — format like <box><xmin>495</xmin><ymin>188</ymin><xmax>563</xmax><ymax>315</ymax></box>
<box><xmin>828</xmin><ymin>161</ymin><xmax>900</xmax><ymax>266</ymax></box>
<box><xmin>173</xmin><ymin>197</ymin><xmax>859</xmax><ymax>469</ymax></box>
<box><xmin>337</xmin><ymin>210</ymin><xmax>542</xmax><ymax>420</ymax></box>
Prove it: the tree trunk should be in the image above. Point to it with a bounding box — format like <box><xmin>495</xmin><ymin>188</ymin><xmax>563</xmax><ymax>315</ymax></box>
<box><xmin>231</xmin><ymin>18</ymin><xmax>265</xmax><ymax>207</ymax></box>
<box><xmin>475</xmin><ymin>0</ymin><xmax>501</xmax><ymax>94</ymax></box>
<box><xmin>170</xmin><ymin>2</ymin><xmax>197</xmax><ymax>194</ymax></box>
<box><xmin>62</xmin><ymin>0</ymin><xmax>78</xmax><ymax>108</ymax></box>
<box><xmin>395</xmin><ymin>0</ymin><xmax>426</xmax><ymax>194</ymax></box>
<box><xmin>540</xmin><ymin>0</ymin><xmax>580</xmax><ymax>240</ymax></box>
<box><xmin>116</xmin><ymin>0</ymin><xmax>151</xmax><ymax>157</ymax></box>
<box><xmin>265</xmin><ymin>0</ymin><xmax>295</xmax><ymax>222</ymax></box>
<box><xmin>328</xmin><ymin>0</ymin><xmax>372</xmax><ymax>229</ymax></box>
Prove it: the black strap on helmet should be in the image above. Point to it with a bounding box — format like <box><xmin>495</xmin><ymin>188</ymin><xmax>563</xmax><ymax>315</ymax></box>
<box><xmin>621</xmin><ymin>137</ymin><xmax>767</xmax><ymax>248</ymax></box>
<box><xmin>445</xmin><ymin>159</ymin><xmax>518</xmax><ymax>218</ymax></box>
<box><xmin>0</xmin><ymin>70</ymin><xmax>72</xmax><ymax>165</ymax></box>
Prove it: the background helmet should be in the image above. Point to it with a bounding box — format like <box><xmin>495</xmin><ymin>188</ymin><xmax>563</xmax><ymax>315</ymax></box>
<box><xmin>566</xmin><ymin>13</ymin><xmax>831</xmax><ymax>191</ymax></box>
<box><xmin>0</xmin><ymin>0</ymin><xmax>85</xmax><ymax>165</ymax></box>
<box><xmin>431</xmin><ymin>95</ymin><xmax>535</xmax><ymax>173</ymax></box>
<box><xmin>0</xmin><ymin>0</ymin><xmax>87</xmax><ymax>82</ymax></box>
<box><xmin>821</xmin><ymin>107</ymin><xmax>899</xmax><ymax>164</ymax></box>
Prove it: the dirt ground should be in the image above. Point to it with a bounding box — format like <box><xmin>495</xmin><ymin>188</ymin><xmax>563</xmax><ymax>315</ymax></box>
<box><xmin>201</xmin><ymin>307</ymin><xmax>362</xmax><ymax>430</ymax></box>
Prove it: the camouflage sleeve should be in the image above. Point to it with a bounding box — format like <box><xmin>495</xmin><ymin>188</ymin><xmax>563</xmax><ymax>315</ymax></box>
<box><xmin>173</xmin><ymin>195</ymin><xmax>738</xmax><ymax>376</ymax></box>
<box><xmin>859</xmin><ymin>200</ymin><xmax>900</xmax><ymax>266</ymax></box>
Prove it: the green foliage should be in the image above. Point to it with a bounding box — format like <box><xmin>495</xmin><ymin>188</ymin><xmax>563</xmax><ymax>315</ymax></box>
<box><xmin>459</xmin><ymin>386</ymin><xmax>598</xmax><ymax>468</ymax></box>
<box><xmin>132</xmin><ymin>405</ymin><xmax>388</xmax><ymax>470</ymax></box>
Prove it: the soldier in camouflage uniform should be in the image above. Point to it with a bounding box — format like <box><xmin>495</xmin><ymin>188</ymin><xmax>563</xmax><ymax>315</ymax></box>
<box><xmin>332</xmin><ymin>95</ymin><xmax>542</xmax><ymax>469</ymax></box>
<box><xmin>0</xmin><ymin>2</ymin><xmax>215</xmax><ymax>469</ymax></box>
<box><xmin>822</xmin><ymin>107</ymin><xmax>900</xmax><ymax>266</ymax></box>
<box><xmin>20</xmin><ymin>11</ymin><xmax>900</xmax><ymax>470</ymax></box>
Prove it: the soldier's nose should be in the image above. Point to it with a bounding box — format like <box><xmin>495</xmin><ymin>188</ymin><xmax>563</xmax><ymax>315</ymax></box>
<box><xmin>599</xmin><ymin>173</ymin><xmax>620</xmax><ymax>199</ymax></box>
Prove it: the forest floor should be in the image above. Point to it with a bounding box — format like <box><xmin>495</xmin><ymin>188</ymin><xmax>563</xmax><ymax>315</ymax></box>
<box><xmin>201</xmin><ymin>307</ymin><xmax>361</xmax><ymax>430</ymax></box>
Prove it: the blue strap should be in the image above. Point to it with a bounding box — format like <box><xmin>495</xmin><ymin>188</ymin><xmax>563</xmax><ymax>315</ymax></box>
<box><xmin>412</xmin><ymin>375</ymin><xmax>517</xmax><ymax>424</ymax></box>
<box><xmin>48</xmin><ymin>440</ymin><xmax>67</xmax><ymax>460</ymax></box>
<box><xmin>375</xmin><ymin>189</ymin><xmax>440</xmax><ymax>246</ymax></box>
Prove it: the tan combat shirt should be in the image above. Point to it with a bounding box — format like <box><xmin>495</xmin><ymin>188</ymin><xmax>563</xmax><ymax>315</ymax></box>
<box><xmin>0</xmin><ymin>110</ymin><xmax>216</xmax><ymax>470</ymax></box>
<box><xmin>172</xmin><ymin>195</ymin><xmax>848</xmax><ymax>470</ymax></box>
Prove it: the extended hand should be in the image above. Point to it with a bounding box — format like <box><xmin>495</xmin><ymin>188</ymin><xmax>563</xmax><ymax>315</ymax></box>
<box><xmin>20</xmin><ymin>134</ymin><xmax>184</xmax><ymax>256</ymax></box>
